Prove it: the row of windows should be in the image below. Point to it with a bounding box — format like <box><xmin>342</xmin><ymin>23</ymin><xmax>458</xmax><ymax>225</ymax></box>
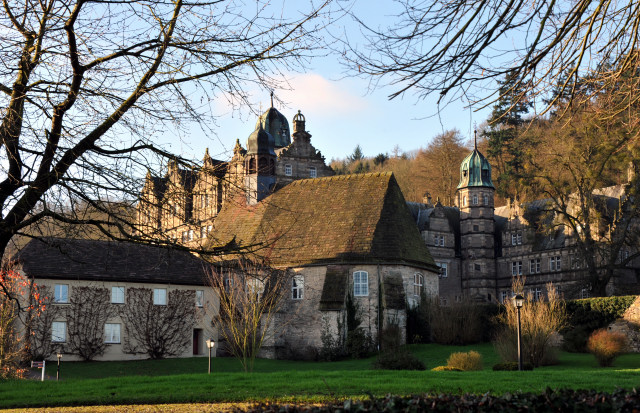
<box><xmin>52</xmin><ymin>321</ymin><xmax>122</xmax><ymax>344</ymax></box>
<box><xmin>461</xmin><ymin>193</ymin><xmax>490</xmax><ymax>207</ymax></box>
<box><xmin>510</xmin><ymin>256</ymin><xmax>562</xmax><ymax>276</ymax></box>
<box><xmin>53</xmin><ymin>285</ymin><xmax>204</xmax><ymax>307</ymax></box>
<box><xmin>181</xmin><ymin>225</ymin><xmax>213</xmax><ymax>242</ymax></box>
<box><xmin>284</xmin><ymin>164</ymin><xmax>317</xmax><ymax>178</ymax></box>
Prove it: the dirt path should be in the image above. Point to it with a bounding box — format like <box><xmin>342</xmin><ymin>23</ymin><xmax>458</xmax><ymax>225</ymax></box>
<box><xmin>3</xmin><ymin>403</ymin><xmax>254</xmax><ymax>413</ymax></box>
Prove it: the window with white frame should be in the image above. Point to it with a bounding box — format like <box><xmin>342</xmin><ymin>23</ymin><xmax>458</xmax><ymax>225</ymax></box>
<box><xmin>436</xmin><ymin>262</ymin><xmax>448</xmax><ymax>278</ymax></box>
<box><xmin>472</xmin><ymin>194</ymin><xmax>478</xmax><ymax>205</ymax></box>
<box><xmin>153</xmin><ymin>288</ymin><xmax>167</xmax><ymax>305</ymax></box>
<box><xmin>511</xmin><ymin>261</ymin><xmax>523</xmax><ymax>276</ymax></box>
<box><xmin>54</xmin><ymin>284</ymin><xmax>69</xmax><ymax>303</ymax></box>
<box><xmin>292</xmin><ymin>275</ymin><xmax>304</xmax><ymax>300</ymax></box>
<box><xmin>52</xmin><ymin>321</ymin><xmax>66</xmax><ymax>342</ymax></box>
<box><xmin>533</xmin><ymin>287</ymin><xmax>543</xmax><ymax>302</ymax></box>
<box><xmin>353</xmin><ymin>271</ymin><xmax>369</xmax><ymax>296</ymax></box>
<box><xmin>195</xmin><ymin>290</ymin><xmax>204</xmax><ymax>307</ymax></box>
<box><xmin>517</xmin><ymin>232</ymin><xmax>522</xmax><ymax>245</ymax></box>
<box><xmin>501</xmin><ymin>290</ymin><xmax>509</xmax><ymax>303</ymax></box>
<box><xmin>530</xmin><ymin>258</ymin><xmax>541</xmax><ymax>274</ymax></box>
<box><xmin>549</xmin><ymin>256</ymin><xmax>561</xmax><ymax>271</ymax></box>
<box><xmin>463</xmin><ymin>196</ymin><xmax>467</xmax><ymax>206</ymax></box>
<box><xmin>434</xmin><ymin>234</ymin><xmax>445</xmax><ymax>246</ymax></box>
<box><xmin>309</xmin><ymin>166</ymin><xmax>317</xmax><ymax>178</ymax></box>
<box><xmin>284</xmin><ymin>164</ymin><xmax>292</xmax><ymax>176</ymax></box>
<box><xmin>413</xmin><ymin>273</ymin><xmax>424</xmax><ymax>296</ymax></box>
<box><xmin>111</xmin><ymin>286</ymin><xmax>125</xmax><ymax>304</ymax></box>
<box><xmin>104</xmin><ymin>323</ymin><xmax>121</xmax><ymax>343</ymax></box>
<box><xmin>188</xmin><ymin>229</ymin><xmax>195</xmax><ymax>241</ymax></box>
<box><xmin>483</xmin><ymin>194</ymin><xmax>489</xmax><ymax>205</ymax></box>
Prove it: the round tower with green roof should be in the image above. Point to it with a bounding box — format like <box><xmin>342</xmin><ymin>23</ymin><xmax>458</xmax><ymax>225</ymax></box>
<box><xmin>456</xmin><ymin>133</ymin><xmax>497</xmax><ymax>302</ymax></box>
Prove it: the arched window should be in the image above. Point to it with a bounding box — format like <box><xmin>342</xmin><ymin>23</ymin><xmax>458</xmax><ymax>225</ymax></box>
<box><xmin>353</xmin><ymin>271</ymin><xmax>368</xmax><ymax>296</ymax></box>
<box><xmin>258</xmin><ymin>157</ymin><xmax>268</xmax><ymax>173</ymax></box>
<box><xmin>413</xmin><ymin>273</ymin><xmax>424</xmax><ymax>296</ymax></box>
<box><xmin>248</xmin><ymin>158</ymin><xmax>256</xmax><ymax>174</ymax></box>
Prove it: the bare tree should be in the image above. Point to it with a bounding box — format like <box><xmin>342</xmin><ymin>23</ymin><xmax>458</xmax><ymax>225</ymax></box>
<box><xmin>66</xmin><ymin>287</ymin><xmax>114</xmax><ymax>361</ymax></box>
<box><xmin>24</xmin><ymin>285</ymin><xmax>60</xmax><ymax>360</ymax></box>
<box><xmin>345</xmin><ymin>1</ymin><xmax>640</xmax><ymax>121</ymax></box>
<box><xmin>207</xmin><ymin>260</ymin><xmax>290</xmax><ymax>372</ymax></box>
<box><xmin>120</xmin><ymin>288</ymin><xmax>197</xmax><ymax>359</ymax></box>
<box><xmin>0</xmin><ymin>0</ymin><xmax>333</xmax><ymax>292</ymax></box>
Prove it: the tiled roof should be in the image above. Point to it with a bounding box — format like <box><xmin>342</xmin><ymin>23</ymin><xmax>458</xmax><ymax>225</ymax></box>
<box><xmin>209</xmin><ymin>172</ymin><xmax>438</xmax><ymax>270</ymax></box>
<box><xmin>15</xmin><ymin>238</ymin><xmax>208</xmax><ymax>286</ymax></box>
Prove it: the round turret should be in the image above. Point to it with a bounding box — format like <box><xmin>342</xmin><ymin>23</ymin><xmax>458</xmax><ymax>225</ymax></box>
<box><xmin>255</xmin><ymin>107</ymin><xmax>291</xmax><ymax>148</ymax></box>
<box><xmin>246</xmin><ymin>123</ymin><xmax>276</xmax><ymax>156</ymax></box>
<box><xmin>457</xmin><ymin>147</ymin><xmax>494</xmax><ymax>189</ymax></box>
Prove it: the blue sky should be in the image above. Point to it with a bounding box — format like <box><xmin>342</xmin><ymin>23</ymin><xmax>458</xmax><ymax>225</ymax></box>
<box><xmin>164</xmin><ymin>1</ymin><xmax>495</xmax><ymax>164</ymax></box>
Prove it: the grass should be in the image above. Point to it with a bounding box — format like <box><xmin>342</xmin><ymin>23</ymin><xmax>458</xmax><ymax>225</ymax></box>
<box><xmin>2</xmin><ymin>343</ymin><xmax>640</xmax><ymax>409</ymax></box>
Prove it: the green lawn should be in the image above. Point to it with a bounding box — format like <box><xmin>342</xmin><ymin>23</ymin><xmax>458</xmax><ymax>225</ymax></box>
<box><xmin>2</xmin><ymin>343</ymin><xmax>640</xmax><ymax>409</ymax></box>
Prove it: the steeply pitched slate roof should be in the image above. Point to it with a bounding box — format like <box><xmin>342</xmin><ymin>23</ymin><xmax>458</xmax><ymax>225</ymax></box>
<box><xmin>15</xmin><ymin>238</ymin><xmax>208</xmax><ymax>285</ymax></box>
<box><xmin>210</xmin><ymin>172</ymin><xmax>437</xmax><ymax>270</ymax></box>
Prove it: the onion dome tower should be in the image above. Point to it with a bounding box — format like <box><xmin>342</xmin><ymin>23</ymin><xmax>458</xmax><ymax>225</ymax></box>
<box><xmin>456</xmin><ymin>131</ymin><xmax>497</xmax><ymax>302</ymax></box>
<box><xmin>255</xmin><ymin>92</ymin><xmax>291</xmax><ymax>148</ymax></box>
<box><xmin>244</xmin><ymin>121</ymin><xmax>276</xmax><ymax>205</ymax></box>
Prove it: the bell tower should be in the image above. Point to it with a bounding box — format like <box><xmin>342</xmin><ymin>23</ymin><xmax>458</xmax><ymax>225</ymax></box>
<box><xmin>456</xmin><ymin>131</ymin><xmax>497</xmax><ymax>302</ymax></box>
<box><xmin>244</xmin><ymin>122</ymin><xmax>276</xmax><ymax>205</ymax></box>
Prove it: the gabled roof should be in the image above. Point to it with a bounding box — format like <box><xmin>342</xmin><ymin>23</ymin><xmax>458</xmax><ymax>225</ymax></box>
<box><xmin>15</xmin><ymin>238</ymin><xmax>208</xmax><ymax>286</ymax></box>
<box><xmin>209</xmin><ymin>172</ymin><xmax>438</xmax><ymax>270</ymax></box>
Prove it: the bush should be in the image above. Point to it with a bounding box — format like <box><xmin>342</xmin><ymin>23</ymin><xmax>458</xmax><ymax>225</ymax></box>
<box><xmin>429</xmin><ymin>299</ymin><xmax>490</xmax><ymax>345</ymax></box>
<box><xmin>494</xmin><ymin>280</ymin><xmax>567</xmax><ymax>367</ymax></box>
<box><xmin>587</xmin><ymin>329</ymin><xmax>628</xmax><ymax>367</ymax></box>
<box><xmin>563</xmin><ymin>296</ymin><xmax>635</xmax><ymax>352</ymax></box>
<box><xmin>431</xmin><ymin>365</ymin><xmax>462</xmax><ymax>371</ymax></box>
<box><xmin>372</xmin><ymin>347</ymin><xmax>426</xmax><ymax>370</ymax></box>
<box><xmin>446</xmin><ymin>350</ymin><xmax>483</xmax><ymax>371</ymax></box>
<box><xmin>492</xmin><ymin>362</ymin><xmax>534</xmax><ymax>371</ymax></box>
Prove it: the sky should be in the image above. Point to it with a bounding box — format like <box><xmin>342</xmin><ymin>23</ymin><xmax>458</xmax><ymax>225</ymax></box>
<box><xmin>162</xmin><ymin>1</ymin><xmax>495</xmax><ymax>164</ymax></box>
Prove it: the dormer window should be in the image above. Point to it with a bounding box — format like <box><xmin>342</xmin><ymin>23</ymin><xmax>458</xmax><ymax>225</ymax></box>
<box><xmin>463</xmin><ymin>169</ymin><xmax>468</xmax><ymax>177</ymax></box>
<box><xmin>482</xmin><ymin>169</ymin><xmax>489</xmax><ymax>179</ymax></box>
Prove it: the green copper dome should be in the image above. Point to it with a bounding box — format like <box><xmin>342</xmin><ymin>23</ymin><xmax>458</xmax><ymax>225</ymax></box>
<box><xmin>457</xmin><ymin>147</ymin><xmax>494</xmax><ymax>189</ymax></box>
<box><xmin>255</xmin><ymin>107</ymin><xmax>290</xmax><ymax>148</ymax></box>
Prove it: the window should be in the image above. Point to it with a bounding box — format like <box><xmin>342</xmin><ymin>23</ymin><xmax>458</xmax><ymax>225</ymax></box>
<box><xmin>511</xmin><ymin>233</ymin><xmax>517</xmax><ymax>245</ymax></box>
<box><xmin>483</xmin><ymin>194</ymin><xmax>489</xmax><ymax>205</ymax></box>
<box><xmin>517</xmin><ymin>233</ymin><xmax>522</xmax><ymax>245</ymax></box>
<box><xmin>434</xmin><ymin>234</ymin><xmax>445</xmax><ymax>246</ymax></box>
<box><xmin>472</xmin><ymin>194</ymin><xmax>478</xmax><ymax>205</ymax></box>
<box><xmin>353</xmin><ymin>271</ymin><xmax>369</xmax><ymax>296</ymax></box>
<box><xmin>153</xmin><ymin>288</ymin><xmax>167</xmax><ymax>305</ymax></box>
<box><xmin>436</xmin><ymin>262</ymin><xmax>448</xmax><ymax>278</ymax></box>
<box><xmin>532</xmin><ymin>288</ymin><xmax>543</xmax><ymax>302</ymax></box>
<box><xmin>200</xmin><ymin>194</ymin><xmax>206</xmax><ymax>208</ymax></box>
<box><xmin>473</xmin><ymin>224</ymin><xmax>479</xmax><ymax>232</ymax></box>
<box><xmin>474</xmin><ymin>263</ymin><xmax>482</xmax><ymax>272</ymax></box>
<box><xmin>511</xmin><ymin>261</ymin><xmax>523</xmax><ymax>276</ymax></box>
<box><xmin>52</xmin><ymin>321</ymin><xmax>66</xmax><ymax>342</ymax></box>
<box><xmin>292</xmin><ymin>275</ymin><xmax>304</xmax><ymax>300</ymax></box>
<box><xmin>181</xmin><ymin>231</ymin><xmax>188</xmax><ymax>242</ymax></box>
<box><xmin>581</xmin><ymin>288</ymin><xmax>590</xmax><ymax>299</ymax></box>
<box><xmin>413</xmin><ymin>273</ymin><xmax>424</xmax><ymax>296</ymax></box>
<box><xmin>284</xmin><ymin>164</ymin><xmax>292</xmax><ymax>176</ymax></box>
<box><xmin>549</xmin><ymin>256</ymin><xmax>561</xmax><ymax>271</ymax></box>
<box><xmin>207</xmin><ymin>224</ymin><xmax>213</xmax><ymax>233</ymax></box>
<box><xmin>195</xmin><ymin>290</ymin><xmax>204</xmax><ymax>307</ymax></box>
<box><xmin>104</xmin><ymin>323</ymin><xmax>121</xmax><ymax>343</ymax></box>
<box><xmin>188</xmin><ymin>229</ymin><xmax>194</xmax><ymax>241</ymax></box>
<box><xmin>309</xmin><ymin>166</ymin><xmax>317</xmax><ymax>178</ymax></box>
<box><xmin>463</xmin><ymin>196</ymin><xmax>467</xmax><ymax>206</ymax></box>
<box><xmin>201</xmin><ymin>226</ymin><xmax>207</xmax><ymax>239</ymax></box>
<box><xmin>111</xmin><ymin>286</ymin><xmax>125</xmax><ymax>304</ymax></box>
<box><xmin>54</xmin><ymin>284</ymin><xmax>69</xmax><ymax>303</ymax></box>
<box><xmin>530</xmin><ymin>258</ymin><xmax>541</xmax><ymax>274</ymax></box>
<box><xmin>501</xmin><ymin>291</ymin><xmax>509</xmax><ymax>303</ymax></box>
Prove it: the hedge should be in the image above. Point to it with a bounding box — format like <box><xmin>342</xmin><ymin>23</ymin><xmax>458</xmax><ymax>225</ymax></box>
<box><xmin>239</xmin><ymin>389</ymin><xmax>640</xmax><ymax>412</ymax></box>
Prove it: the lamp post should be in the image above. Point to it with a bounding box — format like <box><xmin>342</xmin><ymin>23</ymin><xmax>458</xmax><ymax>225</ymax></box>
<box><xmin>56</xmin><ymin>353</ymin><xmax>62</xmax><ymax>381</ymax></box>
<box><xmin>206</xmin><ymin>339</ymin><xmax>215</xmax><ymax>374</ymax></box>
<box><xmin>513</xmin><ymin>294</ymin><xmax>525</xmax><ymax>371</ymax></box>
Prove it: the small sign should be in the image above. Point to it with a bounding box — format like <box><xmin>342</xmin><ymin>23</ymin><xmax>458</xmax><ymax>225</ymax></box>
<box><xmin>31</xmin><ymin>360</ymin><xmax>45</xmax><ymax>381</ymax></box>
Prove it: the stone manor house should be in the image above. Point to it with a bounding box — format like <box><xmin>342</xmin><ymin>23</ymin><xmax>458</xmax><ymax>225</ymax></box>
<box><xmin>14</xmin><ymin>104</ymin><xmax>639</xmax><ymax>361</ymax></box>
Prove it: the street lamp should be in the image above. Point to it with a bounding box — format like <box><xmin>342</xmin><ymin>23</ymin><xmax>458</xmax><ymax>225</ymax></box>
<box><xmin>206</xmin><ymin>339</ymin><xmax>215</xmax><ymax>374</ymax></box>
<box><xmin>513</xmin><ymin>294</ymin><xmax>525</xmax><ymax>371</ymax></box>
<box><xmin>56</xmin><ymin>353</ymin><xmax>62</xmax><ymax>381</ymax></box>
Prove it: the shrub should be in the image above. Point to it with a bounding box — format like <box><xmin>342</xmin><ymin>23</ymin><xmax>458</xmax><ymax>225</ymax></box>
<box><xmin>429</xmin><ymin>299</ymin><xmax>487</xmax><ymax>345</ymax></box>
<box><xmin>372</xmin><ymin>347</ymin><xmax>426</xmax><ymax>370</ymax></box>
<box><xmin>587</xmin><ymin>329</ymin><xmax>628</xmax><ymax>367</ymax></box>
<box><xmin>432</xmin><ymin>365</ymin><xmax>462</xmax><ymax>371</ymax></box>
<box><xmin>493</xmin><ymin>279</ymin><xmax>567</xmax><ymax>367</ymax></box>
<box><xmin>379</xmin><ymin>324</ymin><xmax>402</xmax><ymax>351</ymax></box>
<box><xmin>492</xmin><ymin>362</ymin><xmax>534</xmax><ymax>371</ymax></box>
<box><xmin>446</xmin><ymin>350</ymin><xmax>483</xmax><ymax>371</ymax></box>
<box><xmin>563</xmin><ymin>296</ymin><xmax>635</xmax><ymax>352</ymax></box>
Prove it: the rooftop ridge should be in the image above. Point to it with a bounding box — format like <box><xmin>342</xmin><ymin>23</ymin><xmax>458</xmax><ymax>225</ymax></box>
<box><xmin>289</xmin><ymin>171</ymin><xmax>394</xmax><ymax>186</ymax></box>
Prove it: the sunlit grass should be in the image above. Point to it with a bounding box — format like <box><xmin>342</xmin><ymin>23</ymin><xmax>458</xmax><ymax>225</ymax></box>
<box><xmin>2</xmin><ymin>343</ymin><xmax>640</xmax><ymax>409</ymax></box>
